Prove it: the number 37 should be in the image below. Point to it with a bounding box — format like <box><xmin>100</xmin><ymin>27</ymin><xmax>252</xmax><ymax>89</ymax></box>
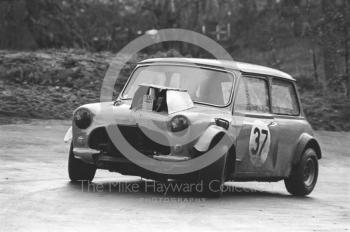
<box><xmin>250</xmin><ymin>127</ymin><xmax>269</xmax><ymax>157</ymax></box>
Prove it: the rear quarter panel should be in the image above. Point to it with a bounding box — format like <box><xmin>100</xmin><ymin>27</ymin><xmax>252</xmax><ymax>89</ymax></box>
<box><xmin>273</xmin><ymin>115</ymin><xmax>314</xmax><ymax>177</ymax></box>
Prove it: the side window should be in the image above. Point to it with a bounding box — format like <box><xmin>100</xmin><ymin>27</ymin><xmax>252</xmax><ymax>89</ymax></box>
<box><xmin>235</xmin><ymin>77</ymin><xmax>249</xmax><ymax>111</ymax></box>
<box><xmin>271</xmin><ymin>79</ymin><xmax>300</xmax><ymax>115</ymax></box>
<box><xmin>235</xmin><ymin>76</ymin><xmax>270</xmax><ymax>113</ymax></box>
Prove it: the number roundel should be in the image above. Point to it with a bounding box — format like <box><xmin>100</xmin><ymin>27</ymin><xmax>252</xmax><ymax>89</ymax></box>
<box><xmin>248</xmin><ymin>120</ymin><xmax>271</xmax><ymax>167</ymax></box>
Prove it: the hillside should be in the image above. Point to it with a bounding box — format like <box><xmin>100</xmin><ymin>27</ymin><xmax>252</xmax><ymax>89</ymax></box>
<box><xmin>0</xmin><ymin>50</ymin><xmax>349</xmax><ymax>131</ymax></box>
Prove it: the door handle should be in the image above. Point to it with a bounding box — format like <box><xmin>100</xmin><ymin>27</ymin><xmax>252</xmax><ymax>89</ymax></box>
<box><xmin>269</xmin><ymin>121</ymin><xmax>278</xmax><ymax>127</ymax></box>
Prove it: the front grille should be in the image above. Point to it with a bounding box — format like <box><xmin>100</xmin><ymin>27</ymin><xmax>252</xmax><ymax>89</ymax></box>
<box><xmin>88</xmin><ymin>127</ymin><xmax>123</xmax><ymax>158</ymax></box>
<box><xmin>118</xmin><ymin>125</ymin><xmax>170</xmax><ymax>156</ymax></box>
<box><xmin>89</xmin><ymin>126</ymin><xmax>171</xmax><ymax>157</ymax></box>
<box><xmin>89</xmin><ymin>127</ymin><xmax>109</xmax><ymax>150</ymax></box>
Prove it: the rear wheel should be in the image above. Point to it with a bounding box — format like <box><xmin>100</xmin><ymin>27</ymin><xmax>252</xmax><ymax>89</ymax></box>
<box><xmin>68</xmin><ymin>144</ymin><xmax>96</xmax><ymax>182</ymax></box>
<box><xmin>284</xmin><ymin>148</ymin><xmax>318</xmax><ymax>196</ymax></box>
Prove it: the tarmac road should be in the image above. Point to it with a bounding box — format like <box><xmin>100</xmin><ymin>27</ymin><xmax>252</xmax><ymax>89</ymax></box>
<box><xmin>0</xmin><ymin>120</ymin><xmax>349</xmax><ymax>231</ymax></box>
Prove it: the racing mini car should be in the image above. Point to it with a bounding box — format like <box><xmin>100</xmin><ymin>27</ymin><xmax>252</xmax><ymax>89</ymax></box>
<box><xmin>64</xmin><ymin>58</ymin><xmax>321</xmax><ymax>197</ymax></box>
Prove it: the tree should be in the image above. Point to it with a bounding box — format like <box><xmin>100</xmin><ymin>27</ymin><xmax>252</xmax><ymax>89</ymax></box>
<box><xmin>340</xmin><ymin>0</ymin><xmax>350</xmax><ymax>97</ymax></box>
<box><xmin>0</xmin><ymin>0</ymin><xmax>37</xmax><ymax>49</ymax></box>
<box><xmin>320</xmin><ymin>0</ymin><xmax>338</xmax><ymax>85</ymax></box>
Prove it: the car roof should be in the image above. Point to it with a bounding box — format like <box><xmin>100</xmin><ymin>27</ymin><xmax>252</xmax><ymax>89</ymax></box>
<box><xmin>138</xmin><ymin>57</ymin><xmax>295</xmax><ymax>81</ymax></box>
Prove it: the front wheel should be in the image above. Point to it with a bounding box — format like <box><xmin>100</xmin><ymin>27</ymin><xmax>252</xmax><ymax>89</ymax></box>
<box><xmin>68</xmin><ymin>144</ymin><xmax>96</xmax><ymax>182</ymax></box>
<box><xmin>284</xmin><ymin>148</ymin><xmax>318</xmax><ymax>196</ymax></box>
<box><xmin>199</xmin><ymin>154</ymin><xmax>227</xmax><ymax>198</ymax></box>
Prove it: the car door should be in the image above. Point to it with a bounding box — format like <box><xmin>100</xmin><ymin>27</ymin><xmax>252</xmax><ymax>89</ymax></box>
<box><xmin>232</xmin><ymin>74</ymin><xmax>281</xmax><ymax>179</ymax></box>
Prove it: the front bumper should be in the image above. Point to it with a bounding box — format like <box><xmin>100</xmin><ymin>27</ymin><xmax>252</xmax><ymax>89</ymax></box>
<box><xmin>73</xmin><ymin>147</ymin><xmax>99</xmax><ymax>163</ymax></box>
<box><xmin>73</xmin><ymin>146</ymin><xmax>199</xmax><ymax>181</ymax></box>
<box><xmin>73</xmin><ymin>147</ymin><xmax>191</xmax><ymax>164</ymax></box>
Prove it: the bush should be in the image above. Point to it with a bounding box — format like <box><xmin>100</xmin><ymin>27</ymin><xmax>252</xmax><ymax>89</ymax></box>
<box><xmin>0</xmin><ymin>49</ymin><xmax>349</xmax><ymax>131</ymax></box>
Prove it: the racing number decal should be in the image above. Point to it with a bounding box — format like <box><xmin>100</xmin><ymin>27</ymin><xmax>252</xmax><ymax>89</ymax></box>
<box><xmin>251</xmin><ymin>128</ymin><xmax>269</xmax><ymax>156</ymax></box>
<box><xmin>249</xmin><ymin>121</ymin><xmax>271</xmax><ymax>167</ymax></box>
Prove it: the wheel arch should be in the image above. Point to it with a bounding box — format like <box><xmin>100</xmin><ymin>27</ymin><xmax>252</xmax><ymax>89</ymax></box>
<box><xmin>193</xmin><ymin>125</ymin><xmax>227</xmax><ymax>152</ymax></box>
<box><xmin>305</xmin><ymin>139</ymin><xmax>321</xmax><ymax>159</ymax></box>
<box><xmin>192</xmin><ymin>125</ymin><xmax>236</xmax><ymax>180</ymax></box>
<box><xmin>292</xmin><ymin>133</ymin><xmax>321</xmax><ymax>166</ymax></box>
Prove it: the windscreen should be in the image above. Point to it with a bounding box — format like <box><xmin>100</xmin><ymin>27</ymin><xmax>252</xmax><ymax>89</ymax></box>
<box><xmin>121</xmin><ymin>65</ymin><xmax>234</xmax><ymax>106</ymax></box>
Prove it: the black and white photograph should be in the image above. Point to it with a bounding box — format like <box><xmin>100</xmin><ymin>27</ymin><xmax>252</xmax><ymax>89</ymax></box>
<box><xmin>0</xmin><ymin>0</ymin><xmax>349</xmax><ymax>231</ymax></box>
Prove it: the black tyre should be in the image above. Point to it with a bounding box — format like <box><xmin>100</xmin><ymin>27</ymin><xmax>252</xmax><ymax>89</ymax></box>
<box><xmin>199</xmin><ymin>154</ymin><xmax>227</xmax><ymax>198</ymax></box>
<box><xmin>284</xmin><ymin>148</ymin><xmax>318</xmax><ymax>196</ymax></box>
<box><xmin>68</xmin><ymin>144</ymin><xmax>96</xmax><ymax>182</ymax></box>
